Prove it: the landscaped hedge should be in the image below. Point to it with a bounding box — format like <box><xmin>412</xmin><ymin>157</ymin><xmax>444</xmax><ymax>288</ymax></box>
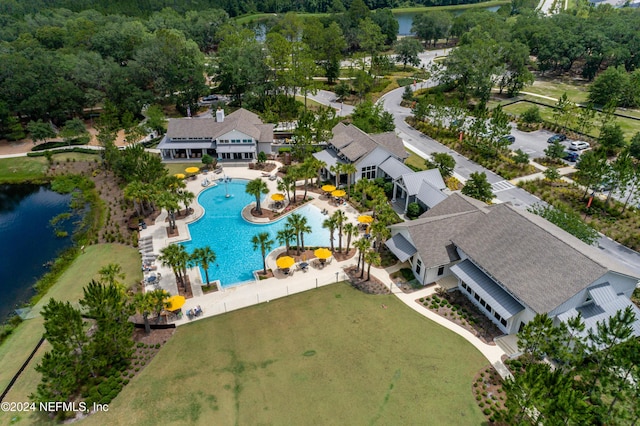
<box><xmin>30</xmin><ymin>136</ymin><xmax>90</xmax><ymax>151</ymax></box>
<box><xmin>27</xmin><ymin>147</ymin><xmax>99</xmax><ymax>157</ymax></box>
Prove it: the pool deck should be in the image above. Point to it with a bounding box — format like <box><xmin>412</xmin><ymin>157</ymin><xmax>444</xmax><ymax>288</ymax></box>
<box><xmin>139</xmin><ymin>163</ymin><xmax>509</xmax><ymax>379</ymax></box>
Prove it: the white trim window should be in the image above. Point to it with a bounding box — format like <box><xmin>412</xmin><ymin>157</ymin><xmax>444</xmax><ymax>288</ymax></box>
<box><xmin>361</xmin><ymin>165</ymin><xmax>376</xmax><ymax>180</ymax></box>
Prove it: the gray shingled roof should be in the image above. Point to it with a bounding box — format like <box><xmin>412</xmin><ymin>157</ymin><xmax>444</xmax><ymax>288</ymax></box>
<box><xmin>165</xmin><ymin>108</ymin><xmax>272</xmax><ymax>143</ymax></box>
<box><xmin>327</xmin><ymin>123</ymin><xmax>407</xmax><ymax>164</ymax></box>
<box><xmin>390</xmin><ymin>210</ymin><xmax>484</xmax><ymax>268</ymax></box>
<box><xmin>166</xmin><ymin>118</ymin><xmax>214</xmax><ymax>140</ymax></box>
<box><xmin>451</xmin><ymin>203</ymin><xmax>611</xmax><ymax>313</ymax></box>
<box><xmin>370</xmin><ymin>132</ymin><xmax>409</xmax><ymax>160</ymax></box>
<box><xmin>420</xmin><ymin>192</ymin><xmax>491</xmax><ymax>219</ymax></box>
<box><xmin>313</xmin><ymin>149</ymin><xmax>344</xmax><ymax>169</ymax></box>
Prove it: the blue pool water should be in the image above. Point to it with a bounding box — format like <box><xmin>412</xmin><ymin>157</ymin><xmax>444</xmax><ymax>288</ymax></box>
<box><xmin>181</xmin><ymin>180</ymin><xmax>330</xmax><ymax>287</ymax></box>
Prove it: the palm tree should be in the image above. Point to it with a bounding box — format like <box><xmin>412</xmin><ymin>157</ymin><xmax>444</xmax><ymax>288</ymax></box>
<box><xmin>314</xmin><ymin>158</ymin><xmax>327</xmax><ymax>187</ymax></box>
<box><xmin>354</xmin><ymin>238</ymin><xmax>370</xmax><ymax>272</ymax></box>
<box><xmin>300</xmin><ymin>157</ymin><xmax>317</xmax><ymax>200</ymax></box>
<box><xmin>332</xmin><ymin>210</ymin><xmax>346</xmax><ymax>253</ymax></box>
<box><xmin>276</xmin><ymin>226</ymin><xmax>296</xmax><ymax>254</ymax></box>
<box><xmin>371</xmin><ymin>221</ymin><xmax>391</xmax><ymax>253</ymax></box>
<box><xmin>364</xmin><ymin>249</ymin><xmax>382</xmax><ymax>281</ymax></box>
<box><xmin>246</xmin><ymin>178</ymin><xmax>269</xmax><ymax>214</ymax></box>
<box><xmin>341</xmin><ymin>163</ymin><xmax>358</xmax><ymax>200</ymax></box>
<box><xmin>124</xmin><ymin>181</ymin><xmax>148</xmax><ymax>217</ymax></box>
<box><xmin>322</xmin><ymin>216</ymin><xmax>338</xmax><ymax>252</ymax></box>
<box><xmin>286</xmin><ymin>213</ymin><xmax>305</xmax><ymax>255</ymax></box>
<box><xmin>191</xmin><ymin>246</ymin><xmax>217</xmax><ymax>286</ymax></box>
<box><xmin>343</xmin><ymin>222</ymin><xmax>359</xmax><ymax>254</ymax></box>
<box><xmin>252</xmin><ymin>232</ymin><xmax>274</xmax><ymax>275</ymax></box>
<box><xmin>155</xmin><ymin>191</ymin><xmax>180</xmax><ymax>232</ymax></box>
<box><xmin>159</xmin><ymin>244</ymin><xmax>189</xmax><ymax>289</ymax></box>
<box><xmin>330</xmin><ymin>163</ymin><xmax>342</xmax><ymax>188</ymax></box>
<box><xmin>134</xmin><ymin>289</ymin><xmax>169</xmax><ymax>334</ymax></box>
<box><xmin>98</xmin><ymin>263</ymin><xmax>125</xmax><ymax>287</ymax></box>
<box><xmin>356</xmin><ymin>178</ymin><xmax>373</xmax><ymax>205</ymax></box>
<box><xmin>179</xmin><ymin>190</ymin><xmax>195</xmax><ymax>215</ymax></box>
<box><xmin>298</xmin><ymin>217</ymin><xmax>312</xmax><ymax>253</ymax></box>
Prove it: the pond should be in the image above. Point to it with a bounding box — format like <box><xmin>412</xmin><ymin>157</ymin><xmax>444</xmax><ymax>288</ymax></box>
<box><xmin>395</xmin><ymin>7</ymin><xmax>501</xmax><ymax>35</ymax></box>
<box><xmin>0</xmin><ymin>184</ymin><xmax>74</xmax><ymax>321</ymax></box>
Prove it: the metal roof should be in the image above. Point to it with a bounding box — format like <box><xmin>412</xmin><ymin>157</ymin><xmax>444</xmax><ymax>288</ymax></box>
<box><xmin>451</xmin><ymin>259</ymin><xmax>524</xmax><ymax>319</ymax></box>
<box><xmin>557</xmin><ymin>283</ymin><xmax>640</xmax><ymax>340</ymax></box>
<box><xmin>384</xmin><ymin>233</ymin><xmax>417</xmax><ymax>262</ymax></box>
<box><xmin>157</xmin><ymin>139</ymin><xmax>214</xmax><ymax>150</ymax></box>
<box><xmin>313</xmin><ymin>149</ymin><xmax>344</xmax><ymax>169</ymax></box>
<box><xmin>378</xmin><ymin>156</ymin><xmax>413</xmax><ymax>180</ymax></box>
<box><xmin>400</xmin><ymin>169</ymin><xmax>446</xmax><ymax>196</ymax></box>
<box><xmin>416</xmin><ymin>181</ymin><xmax>448</xmax><ymax>209</ymax></box>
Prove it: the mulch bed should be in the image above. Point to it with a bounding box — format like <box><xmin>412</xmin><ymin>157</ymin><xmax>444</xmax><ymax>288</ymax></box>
<box><xmin>176</xmin><ymin>275</ymin><xmax>194</xmax><ymax>299</ymax></box>
<box><xmin>344</xmin><ymin>265</ymin><xmax>390</xmax><ymax>295</ymax></box>
<box><xmin>249</xmin><ymin>195</ymin><xmax>312</xmax><ymax>221</ymax></box>
<box><xmin>48</xmin><ymin>160</ymin><xmax>137</xmax><ymax>246</ymax></box>
<box><xmin>417</xmin><ymin>290</ymin><xmax>503</xmax><ymax>345</ymax></box>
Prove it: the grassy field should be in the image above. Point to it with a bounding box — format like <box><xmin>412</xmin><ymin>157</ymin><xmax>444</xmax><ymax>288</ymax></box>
<box><xmin>0</xmin><ymin>152</ymin><xmax>99</xmax><ymax>184</ymax></box>
<box><xmin>391</xmin><ymin>0</ymin><xmax>509</xmax><ymax>13</ymax></box>
<box><xmin>78</xmin><ymin>283</ymin><xmax>487</xmax><ymax>426</ymax></box>
<box><xmin>503</xmin><ymin>101</ymin><xmax>640</xmax><ymax>140</ymax></box>
<box><xmin>523</xmin><ymin>79</ymin><xmax>590</xmax><ymax>104</ymax></box>
<box><xmin>0</xmin><ymin>244</ymin><xmax>142</xmax><ymax>421</ymax></box>
<box><xmin>165</xmin><ymin>162</ymin><xmax>204</xmax><ymax>176</ymax></box>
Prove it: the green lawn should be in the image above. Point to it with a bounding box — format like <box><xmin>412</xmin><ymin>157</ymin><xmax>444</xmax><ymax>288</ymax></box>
<box><xmin>0</xmin><ymin>152</ymin><xmax>100</xmax><ymax>184</ymax></box>
<box><xmin>165</xmin><ymin>162</ymin><xmax>204</xmax><ymax>176</ymax></box>
<box><xmin>391</xmin><ymin>0</ymin><xmax>509</xmax><ymax>13</ymax></box>
<box><xmin>79</xmin><ymin>283</ymin><xmax>487</xmax><ymax>426</ymax></box>
<box><xmin>503</xmin><ymin>101</ymin><xmax>640</xmax><ymax>140</ymax></box>
<box><xmin>0</xmin><ymin>244</ymin><xmax>142</xmax><ymax>420</ymax></box>
<box><xmin>405</xmin><ymin>149</ymin><xmax>427</xmax><ymax>171</ymax></box>
<box><xmin>523</xmin><ymin>78</ymin><xmax>590</xmax><ymax>104</ymax></box>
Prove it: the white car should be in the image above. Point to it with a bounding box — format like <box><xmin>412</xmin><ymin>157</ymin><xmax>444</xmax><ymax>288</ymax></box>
<box><xmin>568</xmin><ymin>141</ymin><xmax>590</xmax><ymax>151</ymax></box>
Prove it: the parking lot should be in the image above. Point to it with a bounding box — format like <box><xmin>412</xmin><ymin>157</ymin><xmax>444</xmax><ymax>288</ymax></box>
<box><xmin>509</xmin><ymin>125</ymin><xmax>582</xmax><ymax>165</ymax></box>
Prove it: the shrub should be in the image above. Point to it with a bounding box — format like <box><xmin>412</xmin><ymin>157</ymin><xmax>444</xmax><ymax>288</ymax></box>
<box><xmin>483</xmin><ymin>408</ymin><xmax>492</xmax><ymax>415</ymax></box>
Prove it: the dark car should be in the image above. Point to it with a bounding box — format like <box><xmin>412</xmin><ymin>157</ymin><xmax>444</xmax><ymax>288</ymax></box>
<box><xmin>547</xmin><ymin>134</ymin><xmax>567</xmax><ymax>143</ymax></box>
<box><xmin>500</xmin><ymin>135</ymin><xmax>516</xmax><ymax>144</ymax></box>
<box><xmin>564</xmin><ymin>151</ymin><xmax>580</xmax><ymax>162</ymax></box>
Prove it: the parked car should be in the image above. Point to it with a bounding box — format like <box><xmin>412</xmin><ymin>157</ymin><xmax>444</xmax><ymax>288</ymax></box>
<box><xmin>564</xmin><ymin>151</ymin><xmax>580</xmax><ymax>162</ymax></box>
<box><xmin>202</xmin><ymin>95</ymin><xmax>219</xmax><ymax>102</ymax></box>
<box><xmin>547</xmin><ymin>134</ymin><xmax>567</xmax><ymax>143</ymax></box>
<box><xmin>500</xmin><ymin>135</ymin><xmax>516</xmax><ymax>144</ymax></box>
<box><xmin>568</xmin><ymin>141</ymin><xmax>590</xmax><ymax>151</ymax></box>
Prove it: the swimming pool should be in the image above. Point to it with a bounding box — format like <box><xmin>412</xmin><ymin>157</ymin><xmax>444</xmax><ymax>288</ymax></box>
<box><xmin>181</xmin><ymin>180</ymin><xmax>330</xmax><ymax>288</ymax></box>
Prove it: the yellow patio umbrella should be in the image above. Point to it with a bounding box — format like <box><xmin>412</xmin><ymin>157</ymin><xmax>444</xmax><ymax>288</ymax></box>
<box><xmin>185</xmin><ymin>167</ymin><xmax>200</xmax><ymax>174</ymax></box>
<box><xmin>174</xmin><ymin>173</ymin><xmax>186</xmax><ymax>179</ymax></box>
<box><xmin>165</xmin><ymin>295</ymin><xmax>186</xmax><ymax>311</ymax></box>
<box><xmin>271</xmin><ymin>193</ymin><xmax>285</xmax><ymax>201</ymax></box>
<box><xmin>331</xmin><ymin>189</ymin><xmax>346</xmax><ymax>198</ymax></box>
<box><xmin>357</xmin><ymin>215</ymin><xmax>374</xmax><ymax>224</ymax></box>
<box><xmin>314</xmin><ymin>248</ymin><xmax>332</xmax><ymax>259</ymax></box>
<box><xmin>321</xmin><ymin>184</ymin><xmax>336</xmax><ymax>192</ymax></box>
<box><xmin>276</xmin><ymin>256</ymin><xmax>296</xmax><ymax>269</ymax></box>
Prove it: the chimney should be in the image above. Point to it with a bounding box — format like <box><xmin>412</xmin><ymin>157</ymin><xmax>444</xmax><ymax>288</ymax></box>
<box><xmin>216</xmin><ymin>107</ymin><xmax>225</xmax><ymax>123</ymax></box>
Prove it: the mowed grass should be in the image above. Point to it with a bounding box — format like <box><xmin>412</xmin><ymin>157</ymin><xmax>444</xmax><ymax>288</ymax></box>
<box><xmin>524</xmin><ymin>78</ymin><xmax>590</xmax><ymax>104</ymax></box>
<box><xmin>0</xmin><ymin>244</ymin><xmax>142</xmax><ymax>424</ymax></box>
<box><xmin>82</xmin><ymin>283</ymin><xmax>487</xmax><ymax>426</ymax></box>
<box><xmin>405</xmin><ymin>149</ymin><xmax>427</xmax><ymax>171</ymax></box>
<box><xmin>0</xmin><ymin>152</ymin><xmax>100</xmax><ymax>183</ymax></box>
<box><xmin>165</xmin><ymin>162</ymin><xmax>204</xmax><ymax>176</ymax></box>
<box><xmin>503</xmin><ymin>101</ymin><xmax>640</xmax><ymax>140</ymax></box>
